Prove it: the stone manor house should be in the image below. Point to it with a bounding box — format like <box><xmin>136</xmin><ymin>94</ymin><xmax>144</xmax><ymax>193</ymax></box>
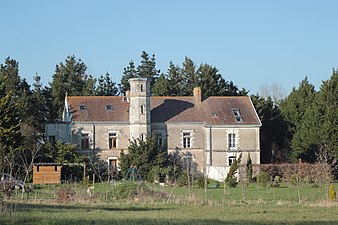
<box><xmin>45</xmin><ymin>78</ymin><xmax>261</xmax><ymax>181</ymax></box>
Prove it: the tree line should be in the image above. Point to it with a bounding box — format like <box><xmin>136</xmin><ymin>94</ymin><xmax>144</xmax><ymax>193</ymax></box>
<box><xmin>0</xmin><ymin>51</ymin><xmax>337</xmax><ymax>181</ymax></box>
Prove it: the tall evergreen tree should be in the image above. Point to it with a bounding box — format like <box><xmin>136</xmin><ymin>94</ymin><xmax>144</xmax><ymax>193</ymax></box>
<box><xmin>291</xmin><ymin>72</ymin><xmax>338</xmax><ymax>163</ymax></box>
<box><xmin>196</xmin><ymin>63</ymin><xmax>227</xmax><ymax>97</ymax></box>
<box><xmin>31</xmin><ymin>74</ymin><xmax>49</xmax><ymax>134</ymax></box>
<box><xmin>0</xmin><ymin>57</ymin><xmax>20</xmax><ymax>97</ymax></box>
<box><xmin>152</xmin><ymin>73</ymin><xmax>170</xmax><ymax>96</ymax></box>
<box><xmin>96</xmin><ymin>72</ymin><xmax>119</xmax><ymax>96</ymax></box>
<box><xmin>0</xmin><ymin>81</ymin><xmax>21</xmax><ymax>173</ymax></box>
<box><xmin>251</xmin><ymin>95</ymin><xmax>289</xmax><ymax>163</ymax></box>
<box><xmin>181</xmin><ymin>57</ymin><xmax>197</xmax><ymax>96</ymax></box>
<box><xmin>153</xmin><ymin>62</ymin><xmax>182</xmax><ymax>96</ymax></box>
<box><xmin>120</xmin><ymin>60</ymin><xmax>138</xmax><ymax>93</ymax></box>
<box><xmin>50</xmin><ymin>55</ymin><xmax>91</xmax><ymax>119</ymax></box>
<box><xmin>82</xmin><ymin>75</ymin><xmax>96</xmax><ymax>96</ymax></box>
<box><xmin>280</xmin><ymin>77</ymin><xmax>316</xmax><ymax>135</ymax></box>
<box><xmin>137</xmin><ymin>51</ymin><xmax>160</xmax><ymax>79</ymax></box>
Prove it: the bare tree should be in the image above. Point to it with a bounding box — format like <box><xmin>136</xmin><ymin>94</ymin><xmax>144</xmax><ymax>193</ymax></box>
<box><xmin>258</xmin><ymin>82</ymin><xmax>286</xmax><ymax>104</ymax></box>
<box><xmin>18</xmin><ymin>145</ymin><xmax>41</xmax><ymax>184</ymax></box>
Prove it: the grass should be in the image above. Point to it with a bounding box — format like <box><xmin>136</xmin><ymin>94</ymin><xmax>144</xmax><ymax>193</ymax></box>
<box><xmin>147</xmin><ymin>182</ymin><xmax>337</xmax><ymax>204</ymax></box>
<box><xmin>0</xmin><ymin>202</ymin><xmax>337</xmax><ymax>225</ymax></box>
<box><xmin>0</xmin><ymin>182</ymin><xmax>337</xmax><ymax>225</ymax></box>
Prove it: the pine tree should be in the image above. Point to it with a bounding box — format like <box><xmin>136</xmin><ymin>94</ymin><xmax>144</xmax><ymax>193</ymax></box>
<box><xmin>153</xmin><ymin>74</ymin><xmax>170</xmax><ymax>96</ymax></box>
<box><xmin>280</xmin><ymin>77</ymin><xmax>316</xmax><ymax>135</ymax></box>
<box><xmin>251</xmin><ymin>95</ymin><xmax>289</xmax><ymax>163</ymax></box>
<box><xmin>196</xmin><ymin>63</ymin><xmax>227</xmax><ymax>97</ymax></box>
<box><xmin>137</xmin><ymin>51</ymin><xmax>160</xmax><ymax>79</ymax></box>
<box><xmin>50</xmin><ymin>55</ymin><xmax>91</xmax><ymax>119</ymax></box>
<box><xmin>181</xmin><ymin>57</ymin><xmax>197</xmax><ymax>96</ymax></box>
<box><xmin>0</xmin><ymin>89</ymin><xmax>21</xmax><ymax>173</ymax></box>
<box><xmin>96</xmin><ymin>72</ymin><xmax>118</xmax><ymax>96</ymax></box>
<box><xmin>291</xmin><ymin>72</ymin><xmax>338</xmax><ymax>163</ymax></box>
<box><xmin>0</xmin><ymin>57</ymin><xmax>20</xmax><ymax>96</ymax></box>
<box><xmin>120</xmin><ymin>60</ymin><xmax>137</xmax><ymax>93</ymax></box>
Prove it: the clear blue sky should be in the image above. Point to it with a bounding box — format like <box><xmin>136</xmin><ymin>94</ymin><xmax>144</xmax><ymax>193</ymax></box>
<box><xmin>1</xmin><ymin>0</ymin><xmax>337</xmax><ymax>95</ymax></box>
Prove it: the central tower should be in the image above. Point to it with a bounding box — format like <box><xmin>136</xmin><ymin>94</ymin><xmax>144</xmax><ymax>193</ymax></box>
<box><xmin>129</xmin><ymin>78</ymin><xmax>151</xmax><ymax>141</ymax></box>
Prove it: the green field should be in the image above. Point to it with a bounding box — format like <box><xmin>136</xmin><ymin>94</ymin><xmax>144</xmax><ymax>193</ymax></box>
<box><xmin>0</xmin><ymin>182</ymin><xmax>337</xmax><ymax>225</ymax></box>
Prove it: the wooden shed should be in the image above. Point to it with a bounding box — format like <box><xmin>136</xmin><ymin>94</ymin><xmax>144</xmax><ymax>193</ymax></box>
<box><xmin>33</xmin><ymin>164</ymin><xmax>62</xmax><ymax>184</ymax></box>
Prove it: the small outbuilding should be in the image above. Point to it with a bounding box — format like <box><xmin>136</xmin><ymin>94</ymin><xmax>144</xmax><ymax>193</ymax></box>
<box><xmin>33</xmin><ymin>163</ymin><xmax>62</xmax><ymax>185</ymax></box>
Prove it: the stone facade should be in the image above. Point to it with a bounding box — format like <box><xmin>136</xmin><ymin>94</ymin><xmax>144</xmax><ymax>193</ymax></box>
<box><xmin>45</xmin><ymin>78</ymin><xmax>261</xmax><ymax>181</ymax></box>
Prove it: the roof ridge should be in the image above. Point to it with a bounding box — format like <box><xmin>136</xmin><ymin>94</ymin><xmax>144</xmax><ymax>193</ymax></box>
<box><xmin>68</xmin><ymin>96</ymin><xmax>122</xmax><ymax>98</ymax></box>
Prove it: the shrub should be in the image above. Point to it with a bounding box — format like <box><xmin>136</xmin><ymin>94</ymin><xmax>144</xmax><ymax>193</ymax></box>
<box><xmin>113</xmin><ymin>181</ymin><xmax>140</xmax><ymax>200</ymax></box>
<box><xmin>257</xmin><ymin>172</ymin><xmax>270</xmax><ymax>188</ymax></box>
<box><xmin>225</xmin><ymin>154</ymin><xmax>242</xmax><ymax>188</ymax></box>
<box><xmin>246</xmin><ymin>154</ymin><xmax>253</xmax><ymax>182</ymax></box>
<box><xmin>177</xmin><ymin>173</ymin><xmax>188</xmax><ymax>187</ymax></box>
<box><xmin>288</xmin><ymin>174</ymin><xmax>301</xmax><ymax>187</ymax></box>
<box><xmin>271</xmin><ymin>175</ymin><xmax>281</xmax><ymax>188</ymax></box>
<box><xmin>56</xmin><ymin>186</ymin><xmax>76</xmax><ymax>203</ymax></box>
<box><xmin>227</xmin><ymin>177</ymin><xmax>238</xmax><ymax>188</ymax></box>
<box><xmin>197</xmin><ymin>176</ymin><xmax>209</xmax><ymax>188</ymax></box>
<box><xmin>328</xmin><ymin>184</ymin><xmax>336</xmax><ymax>201</ymax></box>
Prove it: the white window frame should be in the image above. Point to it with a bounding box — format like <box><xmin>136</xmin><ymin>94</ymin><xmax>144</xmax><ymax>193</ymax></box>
<box><xmin>232</xmin><ymin>108</ymin><xmax>243</xmax><ymax>123</ymax></box>
<box><xmin>182</xmin><ymin>132</ymin><xmax>192</xmax><ymax>148</ymax></box>
<box><xmin>228</xmin><ymin>133</ymin><xmax>236</xmax><ymax>150</ymax></box>
<box><xmin>226</xmin><ymin>129</ymin><xmax>239</xmax><ymax>151</ymax></box>
<box><xmin>228</xmin><ymin>156</ymin><xmax>236</xmax><ymax>166</ymax></box>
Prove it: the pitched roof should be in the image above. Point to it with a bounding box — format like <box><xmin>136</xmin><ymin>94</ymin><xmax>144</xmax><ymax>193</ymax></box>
<box><xmin>68</xmin><ymin>96</ymin><xmax>129</xmax><ymax>122</ymax></box>
<box><xmin>68</xmin><ymin>95</ymin><xmax>261</xmax><ymax>126</ymax></box>
<box><xmin>150</xmin><ymin>96</ymin><xmax>261</xmax><ymax>125</ymax></box>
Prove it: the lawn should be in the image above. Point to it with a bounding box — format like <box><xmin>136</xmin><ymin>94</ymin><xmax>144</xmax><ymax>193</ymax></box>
<box><xmin>0</xmin><ymin>182</ymin><xmax>337</xmax><ymax>225</ymax></box>
<box><xmin>1</xmin><ymin>202</ymin><xmax>337</xmax><ymax>225</ymax></box>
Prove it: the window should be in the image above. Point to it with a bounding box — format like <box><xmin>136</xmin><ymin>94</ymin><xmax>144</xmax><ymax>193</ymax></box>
<box><xmin>54</xmin><ymin>166</ymin><xmax>58</xmax><ymax>172</ymax></box>
<box><xmin>140</xmin><ymin>105</ymin><xmax>144</xmax><ymax>114</ymax></box>
<box><xmin>106</xmin><ymin>105</ymin><xmax>112</xmax><ymax>111</ymax></box>
<box><xmin>37</xmin><ymin>166</ymin><xmax>40</xmax><ymax>172</ymax></box>
<box><xmin>228</xmin><ymin>133</ymin><xmax>236</xmax><ymax>149</ymax></box>
<box><xmin>140</xmin><ymin>84</ymin><xmax>144</xmax><ymax>92</ymax></box>
<box><xmin>81</xmin><ymin>133</ymin><xmax>89</xmax><ymax>150</ymax></box>
<box><xmin>183</xmin><ymin>132</ymin><xmax>191</xmax><ymax>148</ymax></box>
<box><xmin>48</xmin><ymin>135</ymin><xmax>56</xmax><ymax>143</ymax></box>
<box><xmin>109</xmin><ymin>133</ymin><xmax>117</xmax><ymax>149</ymax></box>
<box><xmin>232</xmin><ymin>109</ymin><xmax>243</xmax><ymax>122</ymax></box>
<box><xmin>228</xmin><ymin>156</ymin><xmax>235</xmax><ymax>166</ymax></box>
<box><xmin>79</xmin><ymin>105</ymin><xmax>86</xmax><ymax>111</ymax></box>
<box><xmin>157</xmin><ymin>136</ymin><xmax>163</xmax><ymax>147</ymax></box>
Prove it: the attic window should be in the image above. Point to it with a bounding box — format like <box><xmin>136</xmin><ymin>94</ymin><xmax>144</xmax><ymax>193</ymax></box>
<box><xmin>106</xmin><ymin>105</ymin><xmax>112</xmax><ymax>111</ymax></box>
<box><xmin>79</xmin><ymin>105</ymin><xmax>86</xmax><ymax>111</ymax></box>
<box><xmin>232</xmin><ymin>109</ymin><xmax>243</xmax><ymax>122</ymax></box>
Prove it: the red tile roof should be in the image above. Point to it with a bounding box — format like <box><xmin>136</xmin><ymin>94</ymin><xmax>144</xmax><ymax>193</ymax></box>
<box><xmin>68</xmin><ymin>96</ymin><xmax>261</xmax><ymax>126</ymax></box>
<box><xmin>68</xmin><ymin>96</ymin><xmax>129</xmax><ymax>122</ymax></box>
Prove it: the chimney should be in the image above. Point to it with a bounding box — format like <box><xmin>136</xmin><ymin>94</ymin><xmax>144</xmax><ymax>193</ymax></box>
<box><xmin>193</xmin><ymin>87</ymin><xmax>202</xmax><ymax>103</ymax></box>
<box><xmin>121</xmin><ymin>91</ymin><xmax>130</xmax><ymax>102</ymax></box>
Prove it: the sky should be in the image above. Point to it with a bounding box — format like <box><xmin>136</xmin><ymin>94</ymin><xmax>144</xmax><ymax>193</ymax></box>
<box><xmin>1</xmin><ymin>0</ymin><xmax>337</xmax><ymax>95</ymax></box>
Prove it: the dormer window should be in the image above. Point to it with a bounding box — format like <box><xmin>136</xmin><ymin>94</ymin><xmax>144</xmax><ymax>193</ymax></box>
<box><xmin>232</xmin><ymin>109</ymin><xmax>243</xmax><ymax>122</ymax></box>
<box><xmin>79</xmin><ymin>105</ymin><xmax>86</xmax><ymax>111</ymax></box>
<box><xmin>106</xmin><ymin>105</ymin><xmax>112</xmax><ymax>111</ymax></box>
